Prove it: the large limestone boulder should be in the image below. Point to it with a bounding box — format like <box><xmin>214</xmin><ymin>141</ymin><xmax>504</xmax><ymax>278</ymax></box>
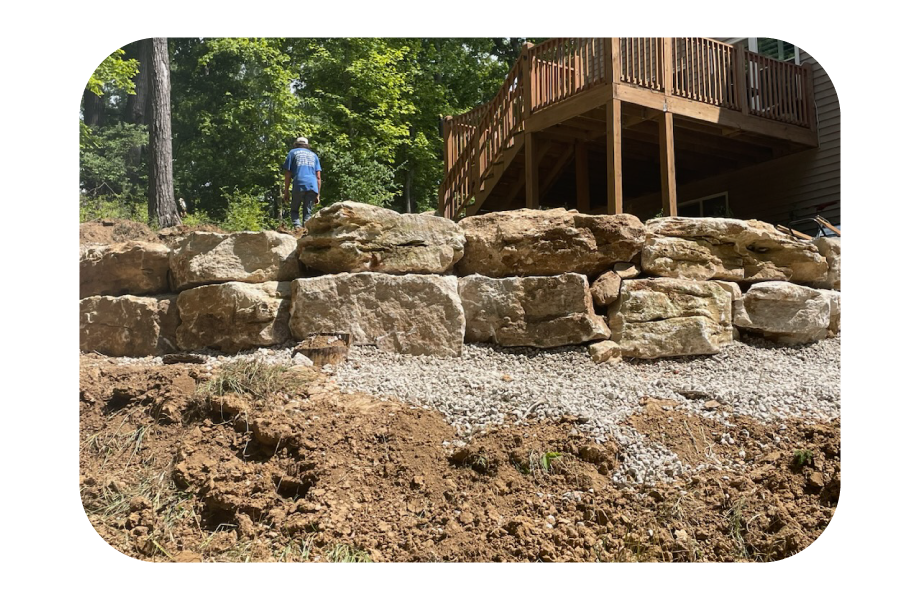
<box><xmin>816</xmin><ymin>289</ymin><xmax>841</xmax><ymax>335</ymax></box>
<box><xmin>814</xmin><ymin>237</ymin><xmax>841</xmax><ymax>290</ymax></box>
<box><xmin>459</xmin><ymin>274</ymin><xmax>610</xmax><ymax>348</ymax></box>
<box><xmin>608</xmin><ymin>278</ymin><xmax>733</xmax><ymax>359</ymax></box>
<box><xmin>176</xmin><ymin>282</ymin><xmax>291</xmax><ymax>353</ymax></box>
<box><xmin>456</xmin><ymin>208</ymin><xmax>645</xmax><ymax>277</ymax></box>
<box><xmin>289</xmin><ymin>274</ymin><xmax>465</xmax><ymax>357</ymax></box>
<box><xmin>169</xmin><ymin>231</ymin><xmax>300</xmax><ymax>291</ymax></box>
<box><xmin>641</xmin><ymin>217</ymin><xmax>828</xmax><ymax>285</ymax></box>
<box><xmin>735</xmin><ymin>281</ymin><xmax>831</xmax><ymax>344</ymax></box>
<box><xmin>297</xmin><ymin>201</ymin><xmax>465</xmax><ymax>275</ymax></box>
<box><xmin>80</xmin><ymin>241</ymin><xmax>170</xmax><ymax>298</ymax></box>
<box><xmin>80</xmin><ymin>295</ymin><xmax>178</xmax><ymax>357</ymax></box>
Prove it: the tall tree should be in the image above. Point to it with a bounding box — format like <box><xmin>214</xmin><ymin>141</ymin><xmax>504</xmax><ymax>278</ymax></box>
<box><xmin>147</xmin><ymin>38</ymin><xmax>181</xmax><ymax>227</ymax></box>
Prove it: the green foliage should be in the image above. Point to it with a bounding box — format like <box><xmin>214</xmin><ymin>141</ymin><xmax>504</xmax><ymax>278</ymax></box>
<box><xmin>180</xmin><ymin>210</ymin><xmax>216</xmax><ymax>228</ymax></box>
<box><xmin>80</xmin><ymin>122</ymin><xmax>148</xmax><ymax>198</ymax></box>
<box><xmin>82</xmin><ymin>38</ymin><xmax>541</xmax><ymax>225</ymax></box>
<box><xmin>79</xmin><ymin>195</ymin><xmax>149</xmax><ymax>224</ymax></box>
<box><xmin>539</xmin><ymin>451</ymin><xmax>563</xmax><ymax>472</ymax></box>
<box><xmin>86</xmin><ymin>48</ymin><xmax>139</xmax><ymax>97</ymax></box>
<box><xmin>792</xmin><ymin>449</ymin><xmax>814</xmax><ymax>468</ymax></box>
<box><xmin>218</xmin><ymin>188</ymin><xmax>272</xmax><ymax>232</ymax></box>
<box><xmin>325</xmin><ymin>543</ymin><xmax>372</xmax><ymax>563</ymax></box>
<box><xmin>79</xmin><ymin>48</ymin><xmax>139</xmax><ymax>151</ymax></box>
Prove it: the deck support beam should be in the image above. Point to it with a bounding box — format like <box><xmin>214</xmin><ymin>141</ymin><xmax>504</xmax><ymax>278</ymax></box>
<box><xmin>606</xmin><ymin>98</ymin><xmax>623</xmax><ymax>214</ymax></box>
<box><xmin>659</xmin><ymin>111</ymin><xmax>678</xmax><ymax>216</ymax></box>
<box><xmin>575</xmin><ymin>141</ymin><xmax>590</xmax><ymax>212</ymax></box>
<box><xmin>525</xmin><ymin>132</ymin><xmax>539</xmax><ymax>209</ymax></box>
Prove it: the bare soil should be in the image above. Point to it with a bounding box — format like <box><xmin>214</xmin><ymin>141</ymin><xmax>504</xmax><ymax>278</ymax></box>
<box><xmin>80</xmin><ymin>355</ymin><xmax>839</xmax><ymax>562</ymax></box>
<box><xmin>79</xmin><ymin>219</ymin><xmax>226</xmax><ymax>246</ymax></box>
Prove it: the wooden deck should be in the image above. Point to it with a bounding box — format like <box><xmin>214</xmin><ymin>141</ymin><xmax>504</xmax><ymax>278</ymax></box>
<box><xmin>439</xmin><ymin>38</ymin><xmax>818</xmax><ymax>220</ymax></box>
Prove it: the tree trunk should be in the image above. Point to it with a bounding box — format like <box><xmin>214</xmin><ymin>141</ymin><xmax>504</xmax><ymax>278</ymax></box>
<box><xmin>126</xmin><ymin>40</ymin><xmax>149</xmax><ymax>125</ymax></box>
<box><xmin>147</xmin><ymin>38</ymin><xmax>181</xmax><ymax>228</ymax></box>
<box><xmin>82</xmin><ymin>89</ymin><xmax>105</xmax><ymax>127</ymax></box>
<box><xmin>125</xmin><ymin>40</ymin><xmax>150</xmax><ymax>175</ymax></box>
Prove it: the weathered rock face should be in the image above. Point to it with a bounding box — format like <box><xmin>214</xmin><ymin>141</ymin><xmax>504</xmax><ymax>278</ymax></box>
<box><xmin>815</xmin><ymin>237</ymin><xmax>841</xmax><ymax>290</ymax></box>
<box><xmin>290</xmin><ymin>274</ymin><xmax>465</xmax><ymax>357</ymax></box>
<box><xmin>590</xmin><ymin>271</ymin><xmax>622</xmax><ymax>306</ymax></box>
<box><xmin>297</xmin><ymin>201</ymin><xmax>465</xmax><ymax>275</ymax></box>
<box><xmin>460</xmin><ymin>274</ymin><xmax>610</xmax><ymax>348</ymax></box>
<box><xmin>80</xmin><ymin>242</ymin><xmax>170</xmax><ymax>298</ymax></box>
<box><xmin>735</xmin><ymin>281</ymin><xmax>831</xmax><ymax>344</ymax></box>
<box><xmin>816</xmin><ymin>289</ymin><xmax>841</xmax><ymax>335</ymax></box>
<box><xmin>641</xmin><ymin>217</ymin><xmax>828</xmax><ymax>284</ymax></box>
<box><xmin>456</xmin><ymin>208</ymin><xmax>645</xmax><ymax>277</ymax></box>
<box><xmin>608</xmin><ymin>278</ymin><xmax>733</xmax><ymax>358</ymax></box>
<box><xmin>80</xmin><ymin>295</ymin><xmax>178</xmax><ymax>356</ymax></box>
<box><xmin>176</xmin><ymin>282</ymin><xmax>291</xmax><ymax>353</ymax></box>
<box><xmin>169</xmin><ymin>231</ymin><xmax>300</xmax><ymax>291</ymax></box>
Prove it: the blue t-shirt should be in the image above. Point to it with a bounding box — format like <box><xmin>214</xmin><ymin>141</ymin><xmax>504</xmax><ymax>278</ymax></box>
<box><xmin>283</xmin><ymin>148</ymin><xmax>322</xmax><ymax>193</ymax></box>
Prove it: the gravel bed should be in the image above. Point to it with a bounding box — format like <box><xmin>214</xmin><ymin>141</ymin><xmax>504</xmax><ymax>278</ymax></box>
<box><xmin>329</xmin><ymin>336</ymin><xmax>840</xmax><ymax>485</ymax></box>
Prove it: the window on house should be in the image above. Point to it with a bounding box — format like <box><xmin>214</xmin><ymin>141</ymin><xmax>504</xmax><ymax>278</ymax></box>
<box><xmin>678</xmin><ymin>193</ymin><xmax>732</xmax><ymax>218</ymax></box>
<box><xmin>751</xmin><ymin>38</ymin><xmax>800</xmax><ymax>64</ymax></box>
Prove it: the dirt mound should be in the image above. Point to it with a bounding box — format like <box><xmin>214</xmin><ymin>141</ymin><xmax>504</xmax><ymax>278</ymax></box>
<box><xmin>80</xmin><ymin>219</ymin><xmax>229</xmax><ymax>247</ymax></box>
<box><xmin>80</xmin><ymin>355</ymin><xmax>839</xmax><ymax>562</ymax></box>
<box><xmin>80</xmin><ymin>219</ymin><xmax>158</xmax><ymax>245</ymax></box>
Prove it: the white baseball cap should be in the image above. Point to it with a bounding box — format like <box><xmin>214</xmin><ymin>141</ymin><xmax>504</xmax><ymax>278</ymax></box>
<box><xmin>295</xmin><ymin>137</ymin><xmax>309</xmax><ymax>146</ymax></box>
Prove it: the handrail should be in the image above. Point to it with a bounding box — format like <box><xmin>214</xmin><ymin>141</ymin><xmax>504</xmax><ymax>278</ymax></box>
<box><xmin>439</xmin><ymin>55</ymin><xmax>526</xmax><ymax>219</ymax></box>
<box><xmin>440</xmin><ymin>38</ymin><xmax>815</xmax><ymax>219</ymax></box>
<box><xmin>671</xmin><ymin>38</ymin><xmax>739</xmax><ymax>109</ymax></box>
<box><xmin>743</xmin><ymin>50</ymin><xmax>811</xmax><ymax>128</ymax></box>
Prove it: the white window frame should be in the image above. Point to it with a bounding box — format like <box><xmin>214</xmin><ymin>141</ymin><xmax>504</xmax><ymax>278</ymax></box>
<box><xmin>678</xmin><ymin>192</ymin><xmax>731</xmax><ymax>218</ymax></box>
<box><xmin>749</xmin><ymin>38</ymin><xmax>801</xmax><ymax>65</ymax></box>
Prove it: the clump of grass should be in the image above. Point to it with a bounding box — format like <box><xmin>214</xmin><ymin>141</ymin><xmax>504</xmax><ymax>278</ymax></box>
<box><xmin>325</xmin><ymin>543</ymin><xmax>372</xmax><ymax>563</ymax></box>
<box><xmin>792</xmin><ymin>449</ymin><xmax>814</xmax><ymax>468</ymax></box>
<box><xmin>277</xmin><ymin>535</ymin><xmax>317</xmax><ymax>562</ymax></box>
<box><xmin>195</xmin><ymin>358</ymin><xmax>312</xmax><ymax>412</ymax></box>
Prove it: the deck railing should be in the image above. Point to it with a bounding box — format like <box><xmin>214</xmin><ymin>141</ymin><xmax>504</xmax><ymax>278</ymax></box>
<box><xmin>440</xmin><ymin>38</ymin><xmax>815</xmax><ymax>219</ymax></box>
<box><xmin>672</xmin><ymin>38</ymin><xmax>739</xmax><ymax>109</ymax></box>
<box><xmin>745</xmin><ymin>50</ymin><xmax>810</xmax><ymax>127</ymax></box>
<box><xmin>531</xmin><ymin>38</ymin><xmax>607</xmax><ymax>110</ymax></box>
<box><xmin>620</xmin><ymin>38</ymin><xmax>663</xmax><ymax>91</ymax></box>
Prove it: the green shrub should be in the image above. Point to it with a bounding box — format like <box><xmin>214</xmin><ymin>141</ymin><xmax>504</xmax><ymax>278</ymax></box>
<box><xmin>79</xmin><ymin>195</ymin><xmax>150</xmax><ymax>225</ymax></box>
<box><xmin>219</xmin><ymin>188</ymin><xmax>271</xmax><ymax>232</ymax></box>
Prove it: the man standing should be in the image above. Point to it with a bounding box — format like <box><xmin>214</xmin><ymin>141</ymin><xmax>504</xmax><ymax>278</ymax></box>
<box><xmin>283</xmin><ymin>137</ymin><xmax>322</xmax><ymax>228</ymax></box>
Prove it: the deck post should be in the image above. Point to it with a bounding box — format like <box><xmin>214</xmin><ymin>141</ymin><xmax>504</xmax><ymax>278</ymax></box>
<box><xmin>575</xmin><ymin>140</ymin><xmax>590</xmax><ymax>212</ymax></box>
<box><xmin>606</xmin><ymin>98</ymin><xmax>623</xmax><ymax>214</ymax></box>
<box><xmin>659</xmin><ymin>111</ymin><xmax>677</xmax><ymax>216</ymax></box>
<box><xmin>442</xmin><ymin>116</ymin><xmax>453</xmax><ymax>180</ymax></box>
<box><xmin>661</xmin><ymin>38</ymin><xmax>673</xmax><ymax>96</ymax></box>
<box><xmin>522</xmin><ymin>42</ymin><xmax>534</xmax><ymax>120</ymax></box>
<box><xmin>804</xmin><ymin>61</ymin><xmax>817</xmax><ymax>133</ymax></box>
<box><xmin>525</xmin><ymin>132</ymin><xmax>539</xmax><ymax>209</ymax></box>
<box><xmin>732</xmin><ymin>43</ymin><xmax>750</xmax><ymax>116</ymax></box>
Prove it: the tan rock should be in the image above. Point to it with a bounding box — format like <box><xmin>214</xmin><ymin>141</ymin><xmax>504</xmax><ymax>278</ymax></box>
<box><xmin>641</xmin><ymin>217</ymin><xmax>828</xmax><ymax>284</ymax></box>
<box><xmin>613</xmin><ymin>262</ymin><xmax>641</xmax><ymax>279</ymax></box>
<box><xmin>736</xmin><ymin>281</ymin><xmax>831</xmax><ymax>344</ymax></box>
<box><xmin>80</xmin><ymin>295</ymin><xmax>178</xmax><ymax>357</ymax></box>
<box><xmin>176</xmin><ymin>282</ymin><xmax>291</xmax><ymax>353</ymax></box>
<box><xmin>80</xmin><ymin>241</ymin><xmax>170</xmax><ymax>298</ymax></box>
<box><xmin>590</xmin><ymin>271</ymin><xmax>622</xmax><ymax>306</ymax></box>
<box><xmin>814</xmin><ymin>237</ymin><xmax>841</xmax><ymax>290</ymax></box>
<box><xmin>608</xmin><ymin>278</ymin><xmax>733</xmax><ymax>358</ymax></box>
<box><xmin>816</xmin><ymin>289</ymin><xmax>841</xmax><ymax>335</ymax></box>
<box><xmin>297</xmin><ymin>201</ymin><xmax>465</xmax><ymax>275</ymax></box>
<box><xmin>290</xmin><ymin>274</ymin><xmax>465</xmax><ymax>357</ymax></box>
<box><xmin>588</xmin><ymin>341</ymin><xmax>621</xmax><ymax>364</ymax></box>
<box><xmin>712</xmin><ymin>280</ymin><xmax>750</xmax><ymax>327</ymax></box>
<box><xmin>457</xmin><ymin>208</ymin><xmax>645</xmax><ymax>277</ymax></box>
<box><xmin>460</xmin><ymin>274</ymin><xmax>610</xmax><ymax>348</ymax></box>
<box><xmin>169</xmin><ymin>231</ymin><xmax>300</xmax><ymax>291</ymax></box>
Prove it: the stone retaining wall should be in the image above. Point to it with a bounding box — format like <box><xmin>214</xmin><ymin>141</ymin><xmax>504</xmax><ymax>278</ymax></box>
<box><xmin>80</xmin><ymin>202</ymin><xmax>841</xmax><ymax>359</ymax></box>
